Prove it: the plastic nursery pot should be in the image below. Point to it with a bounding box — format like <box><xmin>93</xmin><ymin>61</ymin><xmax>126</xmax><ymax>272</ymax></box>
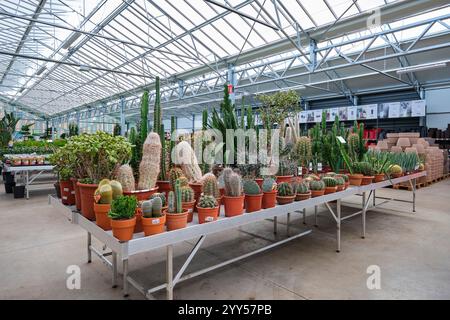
<box><xmin>276</xmin><ymin>175</ymin><xmax>293</xmax><ymax>184</ymax></box>
<box><xmin>59</xmin><ymin>180</ymin><xmax>75</xmax><ymax>206</ymax></box>
<box><xmin>262</xmin><ymin>191</ymin><xmax>277</xmax><ymax>209</ymax></box>
<box><xmin>219</xmin><ymin>188</ymin><xmax>225</xmax><ymax>197</ymax></box>
<box><xmin>93</xmin><ymin>203</ymin><xmax>111</xmax><ymax>231</ymax></box>
<box><xmin>182</xmin><ymin>200</ymin><xmax>196</xmax><ymax>223</ymax></box>
<box><xmin>254</xmin><ymin>178</ymin><xmax>263</xmax><ymax>188</ymax></box>
<box><xmin>164</xmin><ymin>209</ymin><xmax>189</xmax><ymax>231</ymax></box>
<box><xmin>390</xmin><ymin>173</ymin><xmax>403</xmax><ymax>179</ymax></box>
<box><xmin>123</xmin><ymin>187</ymin><xmax>159</xmax><ymax>201</ymax></box>
<box><xmin>4</xmin><ymin>172</ymin><xmax>15</xmax><ymax>184</ymax></box>
<box><xmin>244</xmin><ymin>194</ymin><xmax>263</xmax><ymax>213</ymax></box>
<box><xmin>325</xmin><ymin>186</ymin><xmax>338</xmax><ymax>195</ymax></box>
<box><xmin>348</xmin><ymin>174</ymin><xmax>364</xmax><ymax>186</ymax></box>
<box><xmin>223</xmin><ymin>195</ymin><xmax>245</xmax><ymax>217</ymax></box>
<box><xmin>156</xmin><ymin>181</ymin><xmax>171</xmax><ymax>198</ymax></box>
<box><xmin>276</xmin><ymin>195</ymin><xmax>295</xmax><ymax>205</ymax></box>
<box><xmin>71</xmin><ymin>178</ymin><xmax>82</xmax><ymax>211</ymax></box>
<box><xmin>345</xmin><ymin>182</ymin><xmax>350</xmax><ymax>190</ymax></box>
<box><xmin>296</xmin><ymin>192</ymin><xmax>311</xmax><ymax>201</ymax></box>
<box><xmin>134</xmin><ymin>208</ymin><xmax>143</xmax><ymax>233</ymax></box>
<box><xmin>336</xmin><ymin>185</ymin><xmax>345</xmax><ymax>192</ymax></box>
<box><xmin>189</xmin><ymin>183</ymin><xmax>203</xmax><ymax>212</ymax></box>
<box><xmin>13</xmin><ymin>185</ymin><xmax>25</xmax><ymax>199</ymax></box>
<box><xmin>216</xmin><ymin>196</ymin><xmax>223</xmax><ymax>207</ymax></box>
<box><xmin>197</xmin><ymin>206</ymin><xmax>219</xmax><ymax>224</ymax></box>
<box><xmin>374</xmin><ymin>174</ymin><xmax>385</xmax><ymax>183</ymax></box>
<box><xmin>311</xmin><ymin>190</ymin><xmax>325</xmax><ymax>198</ymax></box>
<box><xmin>4</xmin><ymin>182</ymin><xmax>15</xmax><ymax>194</ymax></box>
<box><xmin>54</xmin><ymin>181</ymin><xmax>61</xmax><ymax>199</ymax></box>
<box><xmin>142</xmin><ymin>214</ymin><xmax>166</xmax><ymax>236</ymax></box>
<box><xmin>361</xmin><ymin>176</ymin><xmax>374</xmax><ymax>186</ymax></box>
<box><xmin>77</xmin><ymin>182</ymin><xmax>98</xmax><ymax>221</ymax></box>
<box><xmin>111</xmin><ymin>217</ymin><xmax>136</xmax><ymax>241</ymax></box>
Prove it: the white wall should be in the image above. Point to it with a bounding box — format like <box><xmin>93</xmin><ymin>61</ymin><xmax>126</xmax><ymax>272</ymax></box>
<box><xmin>426</xmin><ymin>87</ymin><xmax>450</xmax><ymax>130</ymax></box>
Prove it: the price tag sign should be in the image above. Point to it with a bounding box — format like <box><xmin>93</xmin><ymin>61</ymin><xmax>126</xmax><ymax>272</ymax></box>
<box><xmin>152</xmin><ymin>218</ymin><xmax>160</xmax><ymax>225</ymax></box>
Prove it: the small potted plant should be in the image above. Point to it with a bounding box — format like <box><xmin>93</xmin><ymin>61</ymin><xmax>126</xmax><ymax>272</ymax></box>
<box><xmin>222</xmin><ymin>168</ymin><xmax>244</xmax><ymax>217</ymax></box>
<box><xmin>59</xmin><ymin>168</ymin><xmax>75</xmax><ymax>206</ymax></box>
<box><xmin>347</xmin><ymin>162</ymin><xmax>364</xmax><ymax>186</ymax></box>
<box><xmin>150</xmin><ymin>192</ymin><xmax>167</xmax><ymax>211</ymax></box>
<box><xmin>276</xmin><ymin>160</ymin><xmax>295</xmax><ymax>184</ymax></box>
<box><xmin>181</xmin><ymin>185</ymin><xmax>196</xmax><ymax>222</ymax></box>
<box><xmin>243</xmin><ymin>179</ymin><xmax>263</xmax><ymax>213</ymax></box>
<box><xmin>202</xmin><ymin>173</ymin><xmax>221</xmax><ymax>206</ymax></box>
<box><xmin>93</xmin><ymin>180</ymin><xmax>123</xmax><ymax>231</ymax></box>
<box><xmin>335</xmin><ymin>176</ymin><xmax>346</xmax><ymax>192</ymax></box>
<box><xmin>108</xmin><ymin>195</ymin><xmax>138</xmax><ymax>241</ymax></box>
<box><xmin>339</xmin><ymin>174</ymin><xmax>350</xmax><ymax>189</ymax></box>
<box><xmin>262</xmin><ymin>177</ymin><xmax>277</xmax><ymax>209</ymax></box>
<box><xmin>296</xmin><ymin>182</ymin><xmax>311</xmax><ymax>201</ymax></box>
<box><xmin>276</xmin><ymin>182</ymin><xmax>295</xmax><ymax>205</ymax></box>
<box><xmin>388</xmin><ymin>164</ymin><xmax>403</xmax><ymax>178</ymax></box>
<box><xmin>322</xmin><ymin>176</ymin><xmax>338</xmax><ymax>194</ymax></box>
<box><xmin>164</xmin><ymin>181</ymin><xmax>189</xmax><ymax>231</ymax></box>
<box><xmin>356</xmin><ymin>162</ymin><xmax>375</xmax><ymax>185</ymax></box>
<box><xmin>141</xmin><ymin>197</ymin><xmax>166</xmax><ymax>236</ymax></box>
<box><xmin>197</xmin><ymin>194</ymin><xmax>219</xmax><ymax>224</ymax></box>
<box><xmin>310</xmin><ymin>180</ymin><xmax>326</xmax><ymax>198</ymax></box>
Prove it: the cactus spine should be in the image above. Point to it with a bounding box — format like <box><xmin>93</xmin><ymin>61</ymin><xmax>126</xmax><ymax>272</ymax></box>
<box><xmin>310</xmin><ymin>180</ymin><xmax>325</xmax><ymax>191</ymax></box>
<box><xmin>153</xmin><ymin>77</ymin><xmax>161</xmax><ymax>134</ymax></box>
<box><xmin>160</xmin><ymin>123</ymin><xmax>166</xmax><ymax>180</ymax></box>
<box><xmin>226</xmin><ymin>173</ymin><xmax>242</xmax><ymax>197</ymax></box>
<box><xmin>335</xmin><ymin>176</ymin><xmax>345</xmax><ymax>186</ymax></box>
<box><xmin>278</xmin><ymin>182</ymin><xmax>294</xmax><ymax>196</ymax></box>
<box><xmin>116</xmin><ymin>164</ymin><xmax>135</xmax><ymax>192</ymax></box>
<box><xmin>168</xmin><ymin>191</ymin><xmax>175</xmax><ymax>213</ymax></box>
<box><xmin>152</xmin><ymin>197</ymin><xmax>162</xmax><ymax>217</ymax></box>
<box><xmin>141</xmin><ymin>90</ymin><xmax>149</xmax><ymax>143</ymax></box>
<box><xmin>174</xmin><ymin>180</ymin><xmax>183</xmax><ymax>213</ymax></box>
<box><xmin>297</xmin><ymin>182</ymin><xmax>309</xmax><ymax>194</ymax></box>
<box><xmin>96</xmin><ymin>184</ymin><xmax>113</xmax><ymax>204</ymax></box>
<box><xmin>243</xmin><ymin>179</ymin><xmax>261</xmax><ymax>195</ymax></box>
<box><xmin>202</xmin><ymin>173</ymin><xmax>220</xmax><ymax>198</ymax></box>
<box><xmin>138</xmin><ymin>132</ymin><xmax>161</xmax><ymax>190</ymax></box>
<box><xmin>169</xmin><ymin>167</ymin><xmax>184</xmax><ymax>190</ymax></box>
<box><xmin>142</xmin><ymin>200</ymin><xmax>153</xmax><ymax>218</ymax></box>
<box><xmin>109</xmin><ymin>180</ymin><xmax>123</xmax><ymax>200</ymax></box>
<box><xmin>150</xmin><ymin>192</ymin><xmax>166</xmax><ymax>207</ymax></box>
<box><xmin>198</xmin><ymin>194</ymin><xmax>217</xmax><ymax>208</ymax></box>
<box><xmin>181</xmin><ymin>186</ymin><xmax>194</xmax><ymax>203</ymax></box>
<box><xmin>322</xmin><ymin>176</ymin><xmax>337</xmax><ymax>187</ymax></box>
<box><xmin>294</xmin><ymin>136</ymin><xmax>312</xmax><ymax>167</ymax></box>
<box><xmin>170</xmin><ymin>116</ymin><xmax>176</xmax><ymax>169</ymax></box>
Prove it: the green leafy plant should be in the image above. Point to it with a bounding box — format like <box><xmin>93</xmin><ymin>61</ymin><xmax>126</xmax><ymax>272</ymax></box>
<box><xmin>108</xmin><ymin>196</ymin><xmax>137</xmax><ymax>220</ymax></box>
<box><xmin>0</xmin><ymin>112</ymin><xmax>20</xmax><ymax>147</ymax></box>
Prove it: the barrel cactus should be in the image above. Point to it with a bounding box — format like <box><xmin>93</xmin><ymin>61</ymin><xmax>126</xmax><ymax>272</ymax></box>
<box><xmin>138</xmin><ymin>132</ymin><xmax>161</xmax><ymax>190</ymax></box>
<box><xmin>169</xmin><ymin>167</ymin><xmax>184</xmax><ymax>190</ymax></box>
<box><xmin>225</xmin><ymin>172</ymin><xmax>242</xmax><ymax>197</ymax></box>
<box><xmin>297</xmin><ymin>182</ymin><xmax>310</xmax><ymax>194</ymax></box>
<box><xmin>181</xmin><ymin>185</ymin><xmax>195</xmax><ymax>203</ymax></box>
<box><xmin>294</xmin><ymin>136</ymin><xmax>312</xmax><ymax>166</ymax></box>
<box><xmin>95</xmin><ymin>184</ymin><xmax>113</xmax><ymax>204</ymax></box>
<box><xmin>335</xmin><ymin>176</ymin><xmax>345</xmax><ymax>186</ymax></box>
<box><xmin>262</xmin><ymin>177</ymin><xmax>277</xmax><ymax>192</ymax></box>
<box><xmin>322</xmin><ymin>177</ymin><xmax>337</xmax><ymax>187</ymax></box>
<box><xmin>338</xmin><ymin>174</ymin><xmax>349</xmax><ymax>182</ymax></box>
<box><xmin>310</xmin><ymin>180</ymin><xmax>325</xmax><ymax>191</ymax></box>
<box><xmin>389</xmin><ymin>164</ymin><xmax>403</xmax><ymax>175</ymax></box>
<box><xmin>277</xmin><ymin>182</ymin><xmax>294</xmax><ymax>196</ymax></box>
<box><xmin>150</xmin><ymin>192</ymin><xmax>166</xmax><ymax>207</ymax></box>
<box><xmin>202</xmin><ymin>173</ymin><xmax>220</xmax><ymax>198</ymax></box>
<box><xmin>99</xmin><ymin>179</ymin><xmax>111</xmax><ymax>188</ymax></box>
<box><xmin>116</xmin><ymin>164</ymin><xmax>135</xmax><ymax>192</ymax></box>
<box><xmin>243</xmin><ymin>179</ymin><xmax>261</xmax><ymax>195</ymax></box>
<box><xmin>198</xmin><ymin>194</ymin><xmax>218</xmax><ymax>208</ymax></box>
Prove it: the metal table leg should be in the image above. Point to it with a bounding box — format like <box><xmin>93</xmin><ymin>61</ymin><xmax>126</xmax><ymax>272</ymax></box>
<box><xmin>273</xmin><ymin>216</ymin><xmax>278</xmax><ymax>235</ymax></box>
<box><xmin>412</xmin><ymin>178</ymin><xmax>416</xmax><ymax>213</ymax></box>
<box><xmin>166</xmin><ymin>245</ymin><xmax>173</xmax><ymax>300</ymax></box>
<box><xmin>362</xmin><ymin>192</ymin><xmax>366</xmax><ymax>239</ymax></box>
<box><xmin>112</xmin><ymin>252</ymin><xmax>118</xmax><ymax>288</ymax></box>
<box><xmin>87</xmin><ymin>232</ymin><xmax>92</xmax><ymax>263</ymax></box>
<box><xmin>123</xmin><ymin>259</ymin><xmax>129</xmax><ymax>297</ymax></box>
<box><xmin>373</xmin><ymin>189</ymin><xmax>376</xmax><ymax>207</ymax></box>
<box><xmin>26</xmin><ymin>171</ymin><xmax>29</xmax><ymax>199</ymax></box>
<box><xmin>286</xmin><ymin>213</ymin><xmax>290</xmax><ymax>237</ymax></box>
<box><xmin>314</xmin><ymin>205</ymin><xmax>318</xmax><ymax>227</ymax></box>
<box><xmin>336</xmin><ymin>199</ymin><xmax>341</xmax><ymax>253</ymax></box>
<box><xmin>303</xmin><ymin>208</ymin><xmax>306</xmax><ymax>225</ymax></box>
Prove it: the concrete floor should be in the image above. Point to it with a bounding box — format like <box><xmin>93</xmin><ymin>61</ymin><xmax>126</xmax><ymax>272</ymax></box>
<box><xmin>0</xmin><ymin>178</ymin><xmax>449</xmax><ymax>300</ymax></box>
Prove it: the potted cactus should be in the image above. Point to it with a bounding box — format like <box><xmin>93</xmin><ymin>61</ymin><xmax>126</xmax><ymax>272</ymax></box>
<box><xmin>262</xmin><ymin>177</ymin><xmax>277</xmax><ymax>209</ymax></box>
<box><xmin>310</xmin><ymin>180</ymin><xmax>326</xmax><ymax>198</ymax></box>
<box><xmin>388</xmin><ymin>164</ymin><xmax>403</xmax><ymax>178</ymax></box>
<box><xmin>108</xmin><ymin>196</ymin><xmax>138</xmax><ymax>241</ymax></box>
<box><xmin>202</xmin><ymin>173</ymin><xmax>222</xmax><ymax>206</ymax></box>
<box><xmin>296</xmin><ymin>182</ymin><xmax>311</xmax><ymax>201</ymax></box>
<box><xmin>197</xmin><ymin>194</ymin><xmax>219</xmax><ymax>224</ymax></box>
<box><xmin>181</xmin><ymin>185</ymin><xmax>196</xmax><ymax>222</ymax></box>
<box><xmin>335</xmin><ymin>176</ymin><xmax>346</xmax><ymax>192</ymax></box>
<box><xmin>243</xmin><ymin>179</ymin><xmax>263</xmax><ymax>213</ymax></box>
<box><xmin>222</xmin><ymin>168</ymin><xmax>244</xmax><ymax>217</ymax></box>
<box><xmin>355</xmin><ymin>162</ymin><xmax>375</xmax><ymax>185</ymax></box>
<box><xmin>322</xmin><ymin>176</ymin><xmax>338</xmax><ymax>194</ymax></box>
<box><xmin>141</xmin><ymin>197</ymin><xmax>166</xmax><ymax>236</ymax></box>
<box><xmin>339</xmin><ymin>174</ymin><xmax>350</xmax><ymax>189</ymax></box>
<box><xmin>164</xmin><ymin>181</ymin><xmax>189</xmax><ymax>230</ymax></box>
<box><xmin>94</xmin><ymin>180</ymin><xmax>123</xmax><ymax>230</ymax></box>
<box><xmin>150</xmin><ymin>192</ymin><xmax>167</xmax><ymax>211</ymax></box>
<box><xmin>276</xmin><ymin>182</ymin><xmax>295</xmax><ymax>205</ymax></box>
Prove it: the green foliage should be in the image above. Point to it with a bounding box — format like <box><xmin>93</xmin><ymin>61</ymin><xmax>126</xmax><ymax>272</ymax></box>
<box><xmin>277</xmin><ymin>182</ymin><xmax>294</xmax><ymax>196</ymax></box>
<box><xmin>69</xmin><ymin>123</ymin><xmax>79</xmax><ymax>137</ymax></box>
<box><xmin>388</xmin><ymin>152</ymin><xmax>419</xmax><ymax>173</ymax></box>
<box><xmin>175</xmin><ymin>179</ymin><xmax>183</xmax><ymax>213</ymax></box>
<box><xmin>364</xmin><ymin>150</ymin><xmax>392</xmax><ymax>175</ymax></box>
<box><xmin>353</xmin><ymin>161</ymin><xmax>374</xmax><ymax>176</ymax></box>
<box><xmin>262</xmin><ymin>177</ymin><xmax>277</xmax><ymax>192</ymax></box>
<box><xmin>113</xmin><ymin>124</ymin><xmax>121</xmax><ymax>136</ymax></box>
<box><xmin>59</xmin><ymin>167</ymin><xmax>72</xmax><ymax>181</ymax></box>
<box><xmin>19</xmin><ymin>123</ymin><xmax>34</xmax><ymax>137</ymax></box>
<box><xmin>243</xmin><ymin>179</ymin><xmax>261</xmax><ymax>195</ymax></box>
<box><xmin>108</xmin><ymin>196</ymin><xmax>137</xmax><ymax>220</ymax></box>
<box><xmin>0</xmin><ymin>112</ymin><xmax>20</xmax><ymax>147</ymax></box>
<box><xmin>198</xmin><ymin>194</ymin><xmax>218</xmax><ymax>208</ymax></box>
<box><xmin>128</xmin><ymin>126</ymin><xmax>141</xmax><ymax>177</ymax></box>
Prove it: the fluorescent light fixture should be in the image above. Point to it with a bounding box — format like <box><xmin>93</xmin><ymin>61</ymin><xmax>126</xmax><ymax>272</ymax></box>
<box><xmin>62</xmin><ymin>32</ymin><xmax>81</xmax><ymax>49</ymax></box>
<box><xmin>396</xmin><ymin>62</ymin><xmax>447</xmax><ymax>74</ymax></box>
<box><xmin>78</xmin><ymin>65</ymin><xmax>91</xmax><ymax>72</ymax></box>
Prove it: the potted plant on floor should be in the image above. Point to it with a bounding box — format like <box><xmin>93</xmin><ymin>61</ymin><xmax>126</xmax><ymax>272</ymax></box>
<box><xmin>222</xmin><ymin>168</ymin><xmax>244</xmax><ymax>217</ymax></box>
<box><xmin>295</xmin><ymin>182</ymin><xmax>311</xmax><ymax>201</ymax></box>
<box><xmin>310</xmin><ymin>180</ymin><xmax>326</xmax><ymax>198</ymax></box>
<box><xmin>262</xmin><ymin>177</ymin><xmax>277</xmax><ymax>209</ymax></box>
<box><xmin>202</xmin><ymin>173</ymin><xmax>221</xmax><ymax>206</ymax></box>
<box><xmin>108</xmin><ymin>195</ymin><xmax>138</xmax><ymax>241</ymax></box>
<box><xmin>197</xmin><ymin>195</ymin><xmax>219</xmax><ymax>224</ymax></box>
<box><xmin>141</xmin><ymin>197</ymin><xmax>166</xmax><ymax>236</ymax></box>
<box><xmin>243</xmin><ymin>179</ymin><xmax>263</xmax><ymax>213</ymax></box>
<box><xmin>164</xmin><ymin>180</ymin><xmax>189</xmax><ymax>231</ymax></box>
<box><xmin>276</xmin><ymin>182</ymin><xmax>295</xmax><ymax>205</ymax></box>
<box><xmin>94</xmin><ymin>180</ymin><xmax>122</xmax><ymax>231</ymax></box>
<box><xmin>335</xmin><ymin>176</ymin><xmax>346</xmax><ymax>192</ymax></box>
<box><xmin>322</xmin><ymin>176</ymin><xmax>338</xmax><ymax>194</ymax></box>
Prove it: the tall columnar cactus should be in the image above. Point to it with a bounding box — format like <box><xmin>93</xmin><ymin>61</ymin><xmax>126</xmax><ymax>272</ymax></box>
<box><xmin>201</xmin><ymin>109</ymin><xmax>209</xmax><ymax>174</ymax></box>
<box><xmin>141</xmin><ymin>90</ymin><xmax>149</xmax><ymax>143</ymax></box>
<box><xmin>174</xmin><ymin>141</ymin><xmax>203</xmax><ymax>182</ymax></box>
<box><xmin>159</xmin><ymin>123</ymin><xmax>166</xmax><ymax>181</ymax></box>
<box><xmin>138</xmin><ymin>132</ymin><xmax>161</xmax><ymax>190</ymax></box>
<box><xmin>347</xmin><ymin>133</ymin><xmax>360</xmax><ymax>162</ymax></box>
<box><xmin>128</xmin><ymin>127</ymin><xmax>141</xmax><ymax>177</ymax></box>
<box><xmin>262</xmin><ymin>177</ymin><xmax>277</xmax><ymax>192</ymax></box>
<box><xmin>278</xmin><ymin>182</ymin><xmax>294</xmax><ymax>196</ymax></box>
<box><xmin>116</xmin><ymin>164</ymin><xmax>135</xmax><ymax>192</ymax></box>
<box><xmin>243</xmin><ymin>179</ymin><xmax>261</xmax><ymax>195</ymax></box>
<box><xmin>222</xmin><ymin>167</ymin><xmax>234</xmax><ymax>193</ymax></box>
<box><xmin>169</xmin><ymin>167</ymin><xmax>184</xmax><ymax>190</ymax></box>
<box><xmin>167</xmin><ymin>191</ymin><xmax>175</xmax><ymax>213</ymax></box>
<box><xmin>153</xmin><ymin>76</ymin><xmax>161</xmax><ymax>134</ymax></box>
<box><xmin>142</xmin><ymin>200</ymin><xmax>153</xmax><ymax>218</ymax></box>
<box><xmin>294</xmin><ymin>136</ymin><xmax>312</xmax><ymax>167</ymax></box>
<box><xmin>322</xmin><ymin>177</ymin><xmax>337</xmax><ymax>187</ymax></box>
<box><xmin>202</xmin><ymin>173</ymin><xmax>220</xmax><ymax>198</ymax></box>
<box><xmin>181</xmin><ymin>186</ymin><xmax>195</xmax><ymax>203</ymax></box>
<box><xmin>174</xmin><ymin>180</ymin><xmax>183</xmax><ymax>213</ymax></box>
<box><xmin>152</xmin><ymin>196</ymin><xmax>162</xmax><ymax>217</ymax></box>
<box><xmin>170</xmin><ymin>116</ymin><xmax>176</xmax><ymax>168</ymax></box>
<box><xmin>226</xmin><ymin>173</ymin><xmax>242</xmax><ymax>197</ymax></box>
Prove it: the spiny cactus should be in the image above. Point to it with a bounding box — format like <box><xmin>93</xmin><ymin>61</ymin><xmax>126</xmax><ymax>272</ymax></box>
<box><xmin>325</xmin><ymin>172</ymin><xmax>337</xmax><ymax>177</ymax></box>
<box><xmin>310</xmin><ymin>180</ymin><xmax>326</xmax><ymax>191</ymax></box>
<box><xmin>99</xmin><ymin>179</ymin><xmax>111</xmax><ymax>187</ymax></box>
<box><xmin>202</xmin><ymin>173</ymin><xmax>220</xmax><ymax>198</ymax></box>
<box><xmin>222</xmin><ymin>167</ymin><xmax>234</xmax><ymax>193</ymax></box>
<box><xmin>339</xmin><ymin>174</ymin><xmax>349</xmax><ymax>182</ymax></box>
<box><xmin>150</xmin><ymin>192</ymin><xmax>166</xmax><ymax>207</ymax></box>
<box><xmin>174</xmin><ymin>180</ymin><xmax>183</xmax><ymax>213</ymax></box>
<box><xmin>389</xmin><ymin>164</ymin><xmax>403</xmax><ymax>175</ymax></box>
<box><xmin>152</xmin><ymin>196</ymin><xmax>162</xmax><ymax>217</ymax></box>
<box><xmin>142</xmin><ymin>200</ymin><xmax>153</xmax><ymax>218</ymax></box>
<box><xmin>198</xmin><ymin>194</ymin><xmax>218</xmax><ymax>208</ymax></box>
<box><xmin>95</xmin><ymin>184</ymin><xmax>113</xmax><ymax>204</ymax></box>
<box><xmin>168</xmin><ymin>191</ymin><xmax>175</xmax><ymax>213</ymax></box>
<box><xmin>277</xmin><ymin>182</ymin><xmax>294</xmax><ymax>196</ymax></box>
<box><xmin>181</xmin><ymin>185</ymin><xmax>195</xmax><ymax>203</ymax></box>
<box><xmin>243</xmin><ymin>179</ymin><xmax>261</xmax><ymax>195</ymax></box>
<box><xmin>335</xmin><ymin>176</ymin><xmax>345</xmax><ymax>186</ymax></box>
<box><xmin>294</xmin><ymin>136</ymin><xmax>312</xmax><ymax>167</ymax></box>
<box><xmin>174</xmin><ymin>141</ymin><xmax>203</xmax><ymax>182</ymax></box>
<box><xmin>348</xmin><ymin>133</ymin><xmax>361</xmax><ymax>162</ymax></box>
<box><xmin>322</xmin><ymin>177</ymin><xmax>337</xmax><ymax>187</ymax></box>
<box><xmin>226</xmin><ymin>172</ymin><xmax>242</xmax><ymax>197</ymax></box>
<box><xmin>297</xmin><ymin>182</ymin><xmax>310</xmax><ymax>194</ymax></box>
<box><xmin>262</xmin><ymin>177</ymin><xmax>277</xmax><ymax>192</ymax></box>
<box><xmin>138</xmin><ymin>132</ymin><xmax>161</xmax><ymax>190</ymax></box>
<box><xmin>353</xmin><ymin>161</ymin><xmax>374</xmax><ymax>176</ymax></box>
<box><xmin>116</xmin><ymin>164</ymin><xmax>135</xmax><ymax>192</ymax></box>
<box><xmin>169</xmin><ymin>167</ymin><xmax>184</xmax><ymax>190</ymax></box>
<box><xmin>109</xmin><ymin>180</ymin><xmax>123</xmax><ymax>200</ymax></box>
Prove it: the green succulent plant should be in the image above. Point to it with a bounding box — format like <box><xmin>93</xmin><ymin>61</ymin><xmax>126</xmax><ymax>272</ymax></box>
<box><xmin>277</xmin><ymin>182</ymin><xmax>294</xmax><ymax>196</ymax></box>
<box><xmin>296</xmin><ymin>182</ymin><xmax>310</xmax><ymax>194</ymax></box>
<box><xmin>108</xmin><ymin>196</ymin><xmax>137</xmax><ymax>220</ymax></box>
<box><xmin>198</xmin><ymin>195</ymin><xmax>218</xmax><ymax>208</ymax></box>
<box><xmin>262</xmin><ymin>177</ymin><xmax>277</xmax><ymax>192</ymax></box>
<box><xmin>243</xmin><ymin>179</ymin><xmax>261</xmax><ymax>195</ymax></box>
<box><xmin>322</xmin><ymin>176</ymin><xmax>337</xmax><ymax>187</ymax></box>
<box><xmin>309</xmin><ymin>180</ymin><xmax>325</xmax><ymax>191</ymax></box>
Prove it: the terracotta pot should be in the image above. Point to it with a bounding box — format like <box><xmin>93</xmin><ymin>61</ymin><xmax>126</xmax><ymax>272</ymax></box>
<box><xmin>216</xmin><ymin>196</ymin><xmax>223</xmax><ymax>207</ymax></box>
<box><xmin>391</xmin><ymin>173</ymin><xmax>403</xmax><ymax>178</ymax></box>
<box><xmin>59</xmin><ymin>180</ymin><xmax>75</xmax><ymax>206</ymax></box>
<box><xmin>182</xmin><ymin>200</ymin><xmax>196</xmax><ymax>223</ymax></box>
<box><xmin>111</xmin><ymin>217</ymin><xmax>136</xmax><ymax>241</ymax></box>
<box><xmin>197</xmin><ymin>206</ymin><xmax>219</xmax><ymax>224</ymax></box>
<box><xmin>134</xmin><ymin>208</ymin><xmax>143</xmax><ymax>233</ymax></box>
<box><xmin>348</xmin><ymin>174</ymin><xmax>363</xmax><ymax>186</ymax></box>
<box><xmin>77</xmin><ymin>182</ymin><xmax>98</xmax><ymax>220</ymax></box>
<box><xmin>123</xmin><ymin>187</ymin><xmax>159</xmax><ymax>201</ymax></box>
<box><xmin>296</xmin><ymin>192</ymin><xmax>311</xmax><ymax>201</ymax></box>
<box><xmin>71</xmin><ymin>178</ymin><xmax>81</xmax><ymax>211</ymax></box>
<box><xmin>276</xmin><ymin>175</ymin><xmax>293</xmax><ymax>184</ymax></box>
<box><xmin>262</xmin><ymin>190</ymin><xmax>277</xmax><ymax>209</ymax></box>
<box><xmin>244</xmin><ymin>194</ymin><xmax>263</xmax><ymax>213</ymax></box>
<box><xmin>223</xmin><ymin>195</ymin><xmax>245</xmax><ymax>217</ymax></box>
<box><xmin>361</xmin><ymin>176</ymin><xmax>374</xmax><ymax>186</ymax></box>
<box><xmin>345</xmin><ymin>182</ymin><xmax>350</xmax><ymax>189</ymax></box>
<box><xmin>189</xmin><ymin>183</ymin><xmax>202</xmax><ymax>212</ymax></box>
<box><xmin>325</xmin><ymin>186</ymin><xmax>337</xmax><ymax>195</ymax></box>
<box><xmin>336</xmin><ymin>185</ymin><xmax>345</xmax><ymax>192</ymax></box>
<box><xmin>93</xmin><ymin>203</ymin><xmax>111</xmax><ymax>231</ymax></box>
<box><xmin>254</xmin><ymin>178</ymin><xmax>263</xmax><ymax>188</ymax></box>
<box><xmin>276</xmin><ymin>195</ymin><xmax>295</xmax><ymax>205</ymax></box>
<box><xmin>220</xmin><ymin>188</ymin><xmax>225</xmax><ymax>197</ymax></box>
<box><xmin>164</xmin><ymin>209</ymin><xmax>189</xmax><ymax>231</ymax></box>
<box><xmin>311</xmin><ymin>189</ymin><xmax>325</xmax><ymax>198</ymax></box>
<box><xmin>374</xmin><ymin>174</ymin><xmax>385</xmax><ymax>183</ymax></box>
<box><xmin>156</xmin><ymin>180</ymin><xmax>171</xmax><ymax>198</ymax></box>
<box><xmin>142</xmin><ymin>214</ymin><xmax>166</xmax><ymax>236</ymax></box>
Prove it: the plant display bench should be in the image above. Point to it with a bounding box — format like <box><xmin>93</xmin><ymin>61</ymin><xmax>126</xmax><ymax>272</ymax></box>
<box><xmin>48</xmin><ymin>171</ymin><xmax>425</xmax><ymax>300</ymax></box>
<box><xmin>4</xmin><ymin>164</ymin><xmax>55</xmax><ymax>199</ymax></box>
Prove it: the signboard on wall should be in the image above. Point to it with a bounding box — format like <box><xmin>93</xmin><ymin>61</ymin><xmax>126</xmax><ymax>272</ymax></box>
<box><xmin>411</xmin><ymin>100</ymin><xmax>426</xmax><ymax>117</ymax></box>
<box><xmin>388</xmin><ymin>102</ymin><xmax>401</xmax><ymax>118</ymax></box>
<box><xmin>347</xmin><ymin>106</ymin><xmax>357</xmax><ymax>121</ymax></box>
<box><xmin>365</xmin><ymin>104</ymin><xmax>378</xmax><ymax>119</ymax></box>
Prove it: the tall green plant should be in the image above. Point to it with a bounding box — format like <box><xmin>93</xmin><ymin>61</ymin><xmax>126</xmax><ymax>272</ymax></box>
<box><xmin>0</xmin><ymin>112</ymin><xmax>19</xmax><ymax>147</ymax></box>
<box><xmin>153</xmin><ymin>77</ymin><xmax>161</xmax><ymax>135</ymax></box>
<box><xmin>141</xmin><ymin>90</ymin><xmax>149</xmax><ymax>140</ymax></box>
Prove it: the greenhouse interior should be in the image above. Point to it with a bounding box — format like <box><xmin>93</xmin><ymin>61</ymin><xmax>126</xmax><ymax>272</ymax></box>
<box><xmin>1</xmin><ymin>0</ymin><xmax>450</xmax><ymax>302</ymax></box>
